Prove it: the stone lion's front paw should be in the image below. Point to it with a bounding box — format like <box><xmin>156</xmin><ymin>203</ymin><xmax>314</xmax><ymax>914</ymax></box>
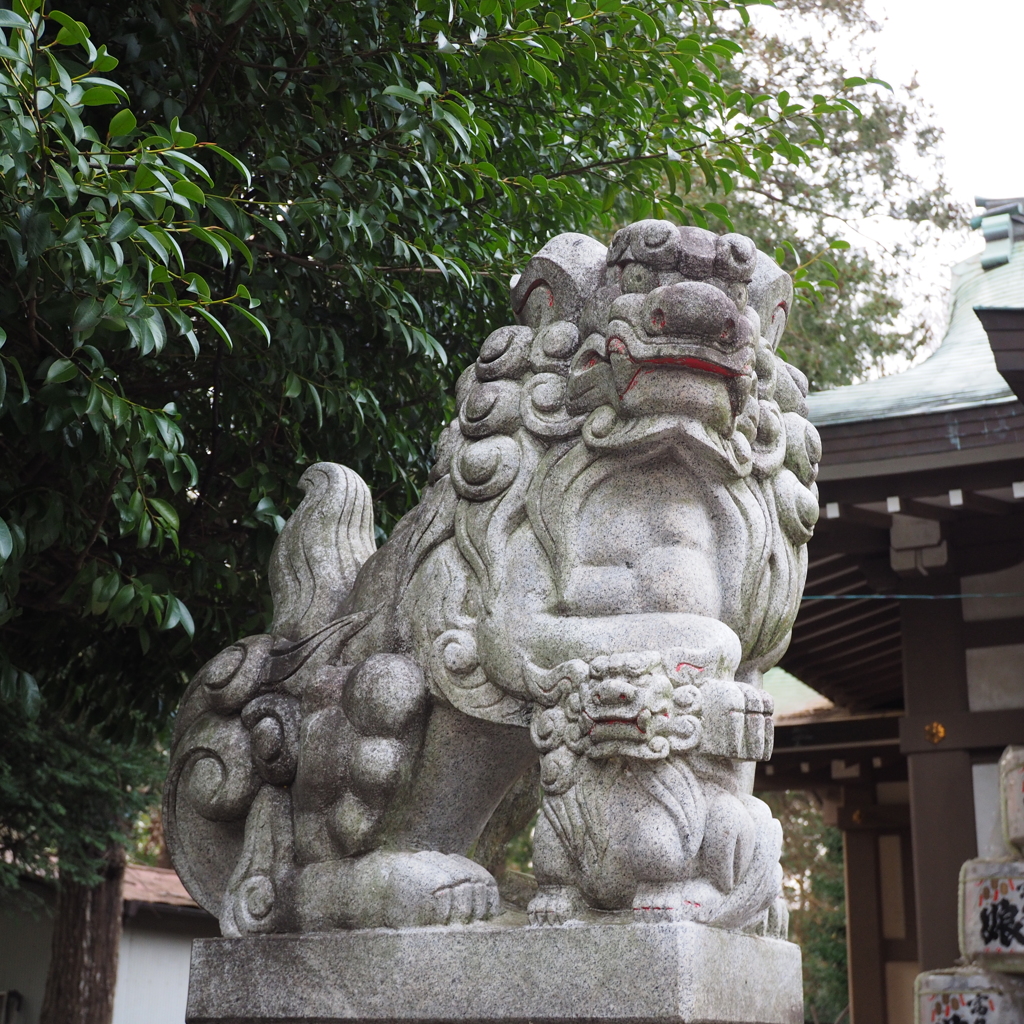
<box><xmin>383</xmin><ymin>851</ymin><xmax>499</xmax><ymax>928</ymax></box>
<box><xmin>528</xmin><ymin>885</ymin><xmax>586</xmax><ymax>926</ymax></box>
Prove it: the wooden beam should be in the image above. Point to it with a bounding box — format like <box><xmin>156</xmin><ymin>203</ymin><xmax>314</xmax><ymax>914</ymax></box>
<box><xmin>785</xmin><ymin>639</ymin><xmax>902</xmax><ymax>677</ymax></box>
<box><xmin>837</xmin><ymin>504</ymin><xmax>893</xmax><ymax>530</ymax></box>
<box><xmin>959</xmin><ymin>491</ymin><xmax>1011</xmax><ymax>515</ymax></box>
<box><xmin>899</xmin><ymin>708</ymin><xmax>1024</xmax><ymax>753</ymax></box>
<box><xmin>963</xmin><ymin>616</ymin><xmax>1024</xmax><ymax>648</ymax></box>
<box><xmin>792</xmin><ymin>603</ymin><xmax>897</xmax><ymax>645</ymax></box>
<box><xmin>975</xmin><ymin>306</ymin><xmax>1024</xmax><ymax>403</ymax></box>
<box><xmin>892</xmin><ymin>496</ymin><xmax>959</xmax><ymax>521</ymax></box>
<box><xmin>901</xmin><ymin>591</ymin><xmax>976</xmax><ymax>971</ymax></box>
<box><xmin>844</xmin><ymin>828</ymin><xmax>887</xmax><ymax>1024</ymax></box>
<box><xmin>838</xmin><ymin>805</ymin><xmax>911</xmax><ymax>830</ymax></box>
<box><xmin>818</xmin><ymin>454</ymin><xmax>1024</xmax><ymax>507</ymax></box>
<box><xmin>796</xmin><ymin>621</ymin><xmax>902</xmax><ymax>659</ymax></box>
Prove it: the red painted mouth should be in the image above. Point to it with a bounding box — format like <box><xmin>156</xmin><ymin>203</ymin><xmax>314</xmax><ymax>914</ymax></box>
<box><xmin>582</xmin><ymin>709</ymin><xmax>671</xmax><ymax>736</ymax></box>
<box><xmin>605</xmin><ymin>338</ymin><xmax>747</xmax><ymax>396</ymax></box>
<box><xmin>584</xmin><ymin>711</ymin><xmax>642</xmax><ymax>732</ymax></box>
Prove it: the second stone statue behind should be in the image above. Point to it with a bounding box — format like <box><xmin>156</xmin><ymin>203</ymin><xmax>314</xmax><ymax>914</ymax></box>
<box><xmin>164</xmin><ymin>219</ymin><xmax>820</xmax><ymax>937</ymax></box>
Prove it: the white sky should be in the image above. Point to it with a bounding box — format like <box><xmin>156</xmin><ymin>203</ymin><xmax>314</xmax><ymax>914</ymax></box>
<box><xmin>745</xmin><ymin>0</ymin><xmax>1024</xmax><ymax>367</ymax></box>
<box><xmin>866</xmin><ymin>0</ymin><xmax>1024</xmax><ymax>207</ymax></box>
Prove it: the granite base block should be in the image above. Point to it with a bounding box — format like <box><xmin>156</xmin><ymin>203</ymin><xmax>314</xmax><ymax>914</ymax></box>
<box><xmin>186</xmin><ymin>921</ymin><xmax>803</xmax><ymax>1024</ymax></box>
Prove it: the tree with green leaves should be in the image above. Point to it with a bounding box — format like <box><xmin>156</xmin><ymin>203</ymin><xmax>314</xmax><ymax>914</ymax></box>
<box><xmin>761</xmin><ymin>790</ymin><xmax>848</xmax><ymax>1023</ymax></box>
<box><xmin>691</xmin><ymin>0</ymin><xmax>967</xmax><ymax>389</ymax></box>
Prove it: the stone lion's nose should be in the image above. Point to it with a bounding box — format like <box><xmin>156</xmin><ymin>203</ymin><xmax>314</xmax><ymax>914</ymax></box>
<box><xmin>642</xmin><ymin>281</ymin><xmax>748</xmax><ymax>349</ymax></box>
<box><xmin>594</xmin><ymin>680</ymin><xmax>637</xmax><ymax>705</ymax></box>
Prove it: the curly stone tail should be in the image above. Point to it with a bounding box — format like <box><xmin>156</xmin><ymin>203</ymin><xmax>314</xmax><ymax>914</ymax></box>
<box><xmin>269</xmin><ymin>463</ymin><xmax>377</xmax><ymax>640</ymax></box>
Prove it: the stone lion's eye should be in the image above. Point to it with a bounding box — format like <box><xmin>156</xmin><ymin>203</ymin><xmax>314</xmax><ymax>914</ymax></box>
<box><xmin>651</xmin><ymin>309</ymin><xmax>666</xmax><ymax>330</ymax></box>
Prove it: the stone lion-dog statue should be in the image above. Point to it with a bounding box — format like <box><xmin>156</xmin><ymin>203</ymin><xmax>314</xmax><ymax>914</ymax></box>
<box><xmin>165</xmin><ymin>220</ymin><xmax>819</xmax><ymax>937</ymax></box>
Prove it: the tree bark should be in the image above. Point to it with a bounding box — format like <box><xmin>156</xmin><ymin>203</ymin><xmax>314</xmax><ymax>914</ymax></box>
<box><xmin>39</xmin><ymin>845</ymin><xmax>125</xmax><ymax>1024</ymax></box>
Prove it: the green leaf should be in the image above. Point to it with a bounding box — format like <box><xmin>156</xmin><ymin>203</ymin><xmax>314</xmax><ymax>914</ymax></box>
<box><xmin>193</xmin><ymin>306</ymin><xmax>232</xmax><ymax>349</ymax></box>
<box><xmin>109</xmin><ymin>583</ymin><xmax>135</xmax><ymax>617</ymax></box>
<box><xmin>53</xmin><ymin>163</ymin><xmax>78</xmax><ymax>203</ymax></box>
<box><xmin>307</xmin><ymin>382</ymin><xmax>323</xmax><ymax>428</ymax></box>
<box><xmin>108</xmin><ymin>108</ymin><xmax>137</xmax><ymax>136</ymax></box>
<box><xmin>81</xmin><ymin>86</ymin><xmax>121</xmax><ymax>106</ymax></box>
<box><xmin>0</xmin><ymin>517</ymin><xmax>13</xmax><ymax>564</ymax></box>
<box><xmin>106</xmin><ymin>209</ymin><xmax>137</xmax><ymax>242</ymax></box>
<box><xmin>173</xmin><ymin>597</ymin><xmax>195</xmax><ymax>638</ymax></box>
<box><xmin>172</xmin><ymin>179</ymin><xmax>206</xmax><ymax>205</ymax></box>
<box><xmin>0</xmin><ymin>10</ymin><xmax>31</xmax><ymax>28</ymax></box>
<box><xmin>148</xmin><ymin>498</ymin><xmax>179</xmax><ymax>530</ymax></box>
<box><xmin>45</xmin><ymin>358</ymin><xmax>79</xmax><ymax>384</ymax></box>
<box><xmin>203</xmin><ymin>144</ymin><xmax>252</xmax><ymax>186</ymax></box>
<box><xmin>233</xmin><ymin>303</ymin><xmax>271</xmax><ymax>345</ymax></box>
<box><xmin>829</xmin><ymin>240</ymin><xmax>851</xmax><ymax>250</ymax></box>
<box><xmin>382</xmin><ymin>85</ymin><xmax>425</xmax><ymax>106</ymax></box>
<box><xmin>189</xmin><ymin>225</ymin><xmax>231</xmax><ymax>267</ymax></box>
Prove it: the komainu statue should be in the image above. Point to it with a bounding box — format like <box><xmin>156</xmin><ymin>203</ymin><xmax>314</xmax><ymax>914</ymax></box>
<box><xmin>165</xmin><ymin>220</ymin><xmax>820</xmax><ymax>937</ymax></box>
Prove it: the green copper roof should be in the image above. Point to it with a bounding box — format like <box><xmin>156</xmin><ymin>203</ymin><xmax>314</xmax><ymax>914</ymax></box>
<box><xmin>807</xmin><ymin>243</ymin><xmax>1023</xmax><ymax>427</ymax></box>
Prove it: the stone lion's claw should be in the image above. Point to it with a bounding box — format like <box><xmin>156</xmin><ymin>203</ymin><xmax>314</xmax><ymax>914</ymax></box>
<box><xmin>527</xmin><ymin>885</ymin><xmax>585</xmax><ymax>926</ymax></box>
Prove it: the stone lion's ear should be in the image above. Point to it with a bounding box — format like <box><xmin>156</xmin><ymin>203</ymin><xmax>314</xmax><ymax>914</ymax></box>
<box><xmin>715</xmin><ymin>233</ymin><xmax>757</xmax><ymax>283</ymax></box>
<box><xmin>677</xmin><ymin>225</ymin><xmax>717</xmax><ymax>280</ymax></box>
<box><xmin>606</xmin><ymin>224</ymin><xmax>633</xmax><ymax>265</ymax></box>
<box><xmin>631</xmin><ymin>219</ymin><xmax>681</xmax><ymax>270</ymax></box>
<box><xmin>511</xmin><ymin>232</ymin><xmax>607</xmax><ymax>329</ymax></box>
<box><xmin>747</xmin><ymin>251</ymin><xmax>793</xmax><ymax>351</ymax></box>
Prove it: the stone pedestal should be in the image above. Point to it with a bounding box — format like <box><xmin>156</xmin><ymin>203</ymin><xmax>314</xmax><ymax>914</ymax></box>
<box><xmin>186</xmin><ymin>919</ymin><xmax>803</xmax><ymax>1024</ymax></box>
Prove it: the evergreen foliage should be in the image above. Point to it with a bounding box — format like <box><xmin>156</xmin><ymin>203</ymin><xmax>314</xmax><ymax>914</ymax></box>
<box><xmin>762</xmin><ymin>790</ymin><xmax>849</xmax><ymax>1024</ymax></box>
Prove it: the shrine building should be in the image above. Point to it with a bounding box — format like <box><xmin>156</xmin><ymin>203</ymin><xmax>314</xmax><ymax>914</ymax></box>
<box><xmin>755</xmin><ymin>197</ymin><xmax>1024</xmax><ymax>1023</ymax></box>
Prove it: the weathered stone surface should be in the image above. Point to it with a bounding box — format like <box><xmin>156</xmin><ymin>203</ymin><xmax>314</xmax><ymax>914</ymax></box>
<box><xmin>186</xmin><ymin>920</ymin><xmax>803</xmax><ymax>1024</ymax></box>
<box><xmin>959</xmin><ymin>859</ymin><xmax>1024</xmax><ymax>971</ymax></box>
<box><xmin>165</xmin><ymin>221</ymin><xmax>814</xmax><ymax>945</ymax></box>
<box><xmin>916</xmin><ymin>967</ymin><xmax>1024</xmax><ymax>1024</ymax></box>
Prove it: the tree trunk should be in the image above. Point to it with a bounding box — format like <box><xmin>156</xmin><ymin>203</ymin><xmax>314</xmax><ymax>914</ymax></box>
<box><xmin>39</xmin><ymin>845</ymin><xmax>125</xmax><ymax>1024</ymax></box>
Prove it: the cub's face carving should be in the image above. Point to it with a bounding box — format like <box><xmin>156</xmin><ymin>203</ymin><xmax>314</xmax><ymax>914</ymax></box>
<box><xmin>568</xmin><ymin>221</ymin><xmax>760</xmax><ymax>432</ymax></box>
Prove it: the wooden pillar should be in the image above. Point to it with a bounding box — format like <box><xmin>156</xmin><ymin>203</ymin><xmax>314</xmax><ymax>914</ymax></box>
<box><xmin>901</xmin><ymin>591</ymin><xmax>977</xmax><ymax>971</ymax></box>
<box><xmin>844</xmin><ymin>826</ymin><xmax>886</xmax><ymax>1024</ymax></box>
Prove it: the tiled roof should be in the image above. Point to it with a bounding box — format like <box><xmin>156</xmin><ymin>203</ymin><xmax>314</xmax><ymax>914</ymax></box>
<box><xmin>122</xmin><ymin>864</ymin><xmax>197</xmax><ymax>908</ymax></box>
<box><xmin>807</xmin><ymin>244</ymin><xmax>1022</xmax><ymax>427</ymax></box>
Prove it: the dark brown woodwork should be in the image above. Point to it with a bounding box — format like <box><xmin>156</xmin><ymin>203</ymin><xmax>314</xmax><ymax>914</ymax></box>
<box><xmin>39</xmin><ymin>846</ymin><xmax>125</xmax><ymax>1024</ymax></box>
<box><xmin>899</xmin><ymin>708</ymin><xmax>1024</xmax><ymax>754</ymax></box>
<box><xmin>960</xmin><ymin>491</ymin><xmax>1011</xmax><ymax>515</ymax></box>
<box><xmin>831</xmin><ymin>505</ymin><xmax>893</xmax><ymax>530</ymax></box>
<box><xmin>963</xmin><ymin>616</ymin><xmax>1024</xmax><ymax>648</ymax></box>
<box><xmin>976</xmin><ymin>307</ymin><xmax>1024</xmax><ymax>403</ymax></box>
<box><xmin>843</xmin><ymin>827</ymin><xmax>887</xmax><ymax>1024</ymax></box>
<box><xmin>900</xmin><ymin>593</ymin><xmax>976</xmax><ymax>971</ymax></box>
<box><xmin>818</xmin><ymin>450</ymin><xmax>1024</xmax><ymax>507</ymax></box>
<box><xmin>895</xmin><ymin>498</ymin><xmax>958</xmax><ymax>522</ymax></box>
<box><xmin>837</xmin><ymin>805</ymin><xmax>912</xmax><ymax>831</ymax></box>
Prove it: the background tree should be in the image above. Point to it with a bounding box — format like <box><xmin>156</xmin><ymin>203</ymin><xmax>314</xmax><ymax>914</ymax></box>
<box><xmin>694</xmin><ymin>0</ymin><xmax>968</xmax><ymax>388</ymax></box>
<box><xmin>762</xmin><ymin>790</ymin><xmax>848</xmax><ymax>1024</ymax></box>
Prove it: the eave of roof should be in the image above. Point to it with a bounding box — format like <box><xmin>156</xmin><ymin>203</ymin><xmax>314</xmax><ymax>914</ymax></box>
<box><xmin>806</xmin><ymin>244</ymin><xmax>1024</xmax><ymax>428</ymax></box>
<box><xmin>122</xmin><ymin>864</ymin><xmax>197</xmax><ymax>908</ymax></box>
